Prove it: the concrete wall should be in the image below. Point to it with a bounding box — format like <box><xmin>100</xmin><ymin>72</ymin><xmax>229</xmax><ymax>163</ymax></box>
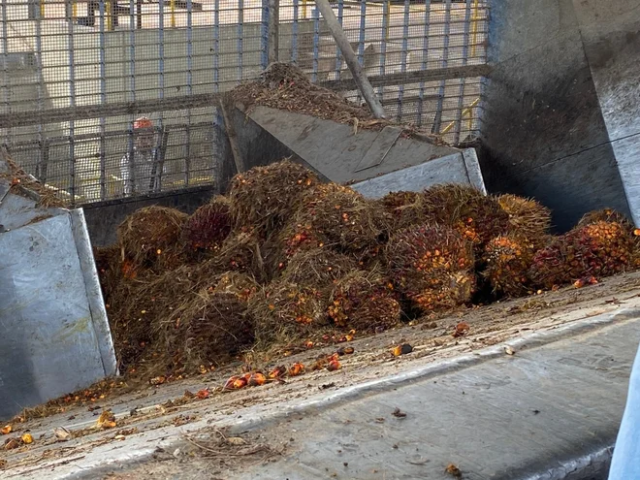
<box><xmin>480</xmin><ymin>0</ymin><xmax>633</xmax><ymax>231</ymax></box>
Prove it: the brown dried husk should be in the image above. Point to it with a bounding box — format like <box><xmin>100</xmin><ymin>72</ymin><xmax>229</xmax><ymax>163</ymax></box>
<box><xmin>290</xmin><ymin>183</ymin><xmax>382</xmax><ymax>253</ymax></box>
<box><xmin>529</xmin><ymin>221</ymin><xmax>635</xmax><ymax>289</ymax></box>
<box><xmin>206</xmin><ymin>231</ymin><xmax>269</xmax><ymax>283</ymax></box>
<box><xmin>248</xmin><ymin>281</ymin><xmax>328</xmax><ymax>349</ymax></box>
<box><xmin>577</xmin><ymin>208</ymin><xmax>634</xmax><ymax>230</ymax></box>
<box><xmin>497</xmin><ymin>194</ymin><xmax>551</xmax><ymax>245</ymax></box>
<box><xmin>211</xmin><ymin>271</ymin><xmax>258</xmax><ymax>301</ymax></box>
<box><xmin>93</xmin><ymin>245</ymin><xmax>123</xmax><ymax>305</ymax></box>
<box><xmin>182</xmin><ymin>196</ymin><xmax>232</xmax><ymax>254</ymax></box>
<box><xmin>482</xmin><ymin>235</ymin><xmax>537</xmax><ymax>297</ymax></box>
<box><xmin>386</xmin><ymin>224</ymin><xmax>475</xmax><ymax>312</ymax></box>
<box><xmin>1</xmin><ymin>151</ymin><xmax>66</xmax><ymax>207</ymax></box>
<box><xmin>281</xmin><ymin>248</ymin><xmax>358</xmax><ymax>289</ymax></box>
<box><xmin>376</xmin><ymin>190</ymin><xmax>428</xmax><ymax>231</ymax></box>
<box><xmin>227</xmin><ymin>63</ymin><xmax>375</xmax><ymax>127</ymax></box>
<box><xmin>327</xmin><ymin>271</ymin><xmax>401</xmax><ymax>332</ymax></box>
<box><xmin>106</xmin><ymin>265</ymin><xmax>200</xmax><ymax>373</ymax></box>
<box><xmin>117</xmin><ymin>206</ymin><xmax>188</xmax><ymax>273</ymax></box>
<box><xmin>154</xmin><ymin>289</ymin><xmax>255</xmax><ymax>374</ymax></box>
<box><xmin>228</xmin><ymin>159</ymin><xmax>319</xmax><ymax>236</ymax></box>
<box><xmin>422</xmin><ymin>184</ymin><xmax>509</xmax><ymax>249</ymax></box>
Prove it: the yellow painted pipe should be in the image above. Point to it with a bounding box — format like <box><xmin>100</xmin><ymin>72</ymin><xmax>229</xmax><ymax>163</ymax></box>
<box><xmin>106</xmin><ymin>0</ymin><xmax>113</xmax><ymax>30</ymax></box>
<box><xmin>72</xmin><ymin>0</ymin><xmax>77</xmax><ymax>20</ymax></box>
<box><xmin>302</xmin><ymin>0</ymin><xmax>307</xmax><ymax>20</ymax></box>
<box><xmin>171</xmin><ymin>0</ymin><xmax>176</xmax><ymax>27</ymax></box>
<box><xmin>39</xmin><ymin>0</ymin><xmax>44</xmax><ymax>19</ymax></box>
<box><xmin>440</xmin><ymin>97</ymin><xmax>480</xmax><ymax>135</ymax></box>
<box><xmin>470</xmin><ymin>0</ymin><xmax>480</xmax><ymax>58</ymax></box>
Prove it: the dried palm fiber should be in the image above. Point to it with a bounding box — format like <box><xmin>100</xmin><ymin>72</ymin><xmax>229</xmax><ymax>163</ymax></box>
<box><xmin>577</xmin><ymin>208</ymin><xmax>634</xmax><ymax>229</ymax></box>
<box><xmin>281</xmin><ymin>248</ymin><xmax>358</xmax><ymax>289</ymax></box>
<box><xmin>210</xmin><ymin>271</ymin><xmax>258</xmax><ymax>301</ymax></box>
<box><xmin>376</xmin><ymin>190</ymin><xmax>428</xmax><ymax>231</ymax></box>
<box><xmin>497</xmin><ymin>194</ymin><xmax>551</xmax><ymax>247</ymax></box>
<box><xmin>205</xmin><ymin>230</ymin><xmax>269</xmax><ymax>283</ymax></box>
<box><xmin>286</xmin><ymin>183</ymin><xmax>382</xmax><ymax>255</ymax></box>
<box><xmin>182</xmin><ymin>196</ymin><xmax>232</xmax><ymax>253</ymax></box>
<box><xmin>106</xmin><ymin>264</ymin><xmax>200</xmax><ymax>373</ymax></box>
<box><xmin>327</xmin><ymin>270</ymin><xmax>401</xmax><ymax>332</ymax></box>
<box><xmin>482</xmin><ymin>235</ymin><xmax>538</xmax><ymax>297</ymax></box>
<box><xmin>153</xmin><ymin>288</ymin><xmax>255</xmax><ymax>374</ymax></box>
<box><xmin>93</xmin><ymin>245</ymin><xmax>123</xmax><ymax>304</ymax></box>
<box><xmin>529</xmin><ymin>221</ymin><xmax>635</xmax><ymax>289</ymax></box>
<box><xmin>248</xmin><ymin>280</ymin><xmax>328</xmax><ymax>349</ymax></box>
<box><xmin>228</xmin><ymin>159</ymin><xmax>319</xmax><ymax>236</ymax></box>
<box><xmin>422</xmin><ymin>184</ymin><xmax>509</xmax><ymax>250</ymax></box>
<box><xmin>117</xmin><ymin>206</ymin><xmax>188</xmax><ymax>273</ymax></box>
<box><xmin>386</xmin><ymin>224</ymin><xmax>475</xmax><ymax>312</ymax></box>
<box><xmin>1</xmin><ymin>151</ymin><xmax>65</xmax><ymax>207</ymax></box>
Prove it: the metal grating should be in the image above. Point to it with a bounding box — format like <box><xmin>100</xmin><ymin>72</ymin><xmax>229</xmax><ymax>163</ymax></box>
<box><xmin>0</xmin><ymin>0</ymin><xmax>489</xmax><ymax>205</ymax></box>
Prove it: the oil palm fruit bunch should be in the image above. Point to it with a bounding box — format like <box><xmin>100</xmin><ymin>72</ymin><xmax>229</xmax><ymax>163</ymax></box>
<box><xmin>386</xmin><ymin>224</ymin><xmax>475</xmax><ymax>312</ymax></box>
<box><xmin>482</xmin><ymin>234</ymin><xmax>537</xmax><ymax>297</ymax></box>
<box><xmin>228</xmin><ymin>159</ymin><xmax>318</xmax><ymax>236</ymax></box>
<box><xmin>182</xmin><ymin>196</ymin><xmax>232</xmax><ymax>253</ymax></box>
<box><xmin>422</xmin><ymin>184</ymin><xmax>509</xmax><ymax>251</ymax></box>
<box><xmin>497</xmin><ymin>194</ymin><xmax>551</xmax><ymax>248</ymax></box>
<box><xmin>327</xmin><ymin>271</ymin><xmax>401</xmax><ymax>332</ymax></box>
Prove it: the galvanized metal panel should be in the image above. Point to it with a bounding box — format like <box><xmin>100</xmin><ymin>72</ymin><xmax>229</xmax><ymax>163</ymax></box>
<box><xmin>0</xmin><ymin>213</ymin><xmax>116</xmax><ymax>419</ymax></box>
<box><xmin>354</xmin><ymin>125</ymin><xmax>402</xmax><ymax>173</ymax></box>
<box><xmin>351</xmin><ymin>150</ymin><xmax>485</xmax><ymax>198</ymax></box>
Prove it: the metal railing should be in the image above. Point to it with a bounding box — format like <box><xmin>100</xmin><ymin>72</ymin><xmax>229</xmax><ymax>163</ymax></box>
<box><xmin>0</xmin><ymin>0</ymin><xmax>489</xmax><ymax>205</ymax></box>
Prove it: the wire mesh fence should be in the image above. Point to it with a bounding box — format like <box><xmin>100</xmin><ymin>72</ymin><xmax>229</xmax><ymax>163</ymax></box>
<box><xmin>0</xmin><ymin>0</ymin><xmax>489</xmax><ymax>205</ymax></box>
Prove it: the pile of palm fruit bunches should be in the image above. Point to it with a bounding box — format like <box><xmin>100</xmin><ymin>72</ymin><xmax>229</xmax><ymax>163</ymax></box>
<box><xmin>94</xmin><ymin>159</ymin><xmax>640</xmax><ymax>381</ymax></box>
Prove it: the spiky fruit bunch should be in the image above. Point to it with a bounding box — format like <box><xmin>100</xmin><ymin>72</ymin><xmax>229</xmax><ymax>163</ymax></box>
<box><xmin>529</xmin><ymin>221</ymin><xmax>634</xmax><ymax>289</ymax></box>
<box><xmin>386</xmin><ymin>224</ymin><xmax>475</xmax><ymax>312</ymax></box>
<box><xmin>211</xmin><ymin>271</ymin><xmax>258</xmax><ymax>301</ymax></box>
<box><xmin>206</xmin><ymin>231</ymin><xmax>268</xmax><ymax>283</ymax></box>
<box><xmin>117</xmin><ymin>206</ymin><xmax>188</xmax><ymax>272</ymax></box>
<box><xmin>410</xmin><ymin>271</ymin><xmax>476</xmax><ymax>311</ymax></box>
<box><xmin>482</xmin><ymin>235</ymin><xmax>537</xmax><ymax>297</ymax></box>
<box><xmin>577</xmin><ymin>208</ymin><xmax>634</xmax><ymax>229</ymax></box>
<box><xmin>377</xmin><ymin>190</ymin><xmax>425</xmax><ymax>230</ymax></box>
<box><xmin>176</xmin><ymin>291</ymin><xmax>255</xmax><ymax>371</ymax></box>
<box><xmin>287</xmin><ymin>183</ymin><xmax>382</xmax><ymax>254</ymax></box>
<box><xmin>182</xmin><ymin>196</ymin><xmax>232</xmax><ymax>252</ymax></box>
<box><xmin>282</xmin><ymin>248</ymin><xmax>358</xmax><ymax>289</ymax></box>
<box><xmin>228</xmin><ymin>159</ymin><xmax>319</xmax><ymax>236</ymax></box>
<box><xmin>497</xmin><ymin>194</ymin><xmax>551</xmax><ymax>245</ymax></box>
<box><xmin>423</xmin><ymin>184</ymin><xmax>509</xmax><ymax>249</ymax></box>
<box><xmin>327</xmin><ymin>271</ymin><xmax>400</xmax><ymax>332</ymax></box>
<box><xmin>249</xmin><ymin>281</ymin><xmax>328</xmax><ymax>348</ymax></box>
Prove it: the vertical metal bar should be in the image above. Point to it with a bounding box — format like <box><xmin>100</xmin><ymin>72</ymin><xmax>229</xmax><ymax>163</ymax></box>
<box><xmin>170</xmin><ymin>0</ymin><xmax>176</xmax><ymax>28</ymax></box>
<box><xmin>159</xmin><ymin>0</ymin><xmax>165</xmax><ymax>123</ymax></box>
<box><xmin>40</xmin><ymin>0</ymin><xmax>45</xmax><ymax>19</ymax></box>
<box><xmin>471</xmin><ymin>0</ymin><xmax>479</xmax><ymax>59</ymax></box>
<box><xmin>312</xmin><ymin>6</ymin><xmax>319</xmax><ymax>83</ymax></box>
<box><xmin>397</xmin><ymin>0</ymin><xmax>409</xmax><ymax>122</ymax></box>
<box><xmin>185</xmin><ymin>0</ymin><xmax>193</xmax><ymax>187</ymax></box>
<box><xmin>453</xmin><ymin>0</ymin><xmax>472</xmax><ymax>145</ymax></box>
<box><xmin>291</xmin><ymin>0</ymin><xmax>299</xmax><ymax>63</ymax></box>
<box><xmin>72</xmin><ymin>0</ymin><xmax>77</xmax><ymax>20</ymax></box>
<box><xmin>99</xmin><ymin>0</ymin><xmax>107</xmax><ymax>200</ymax></box>
<box><xmin>137</xmin><ymin>0</ymin><xmax>142</xmax><ymax>29</ymax></box>
<box><xmin>433</xmin><ymin>0</ymin><xmax>451</xmax><ymax>134</ymax></box>
<box><xmin>334</xmin><ymin>0</ymin><xmax>344</xmax><ymax>80</ymax></box>
<box><xmin>67</xmin><ymin>0</ymin><xmax>77</xmax><ymax>206</ymax></box>
<box><xmin>378</xmin><ymin>0</ymin><xmax>389</xmax><ymax>99</ymax></box>
<box><xmin>302</xmin><ymin>0</ymin><xmax>307</xmax><ymax>20</ymax></box>
<box><xmin>358</xmin><ymin>0</ymin><xmax>366</xmax><ymax>66</ymax></box>
<box><xmin>213</xmin><ymin>0</ymin><xmax>219</xmax><ymax>92</ymax></box>
<box><xmin>1</xmin><ymin>0</ymin><xmax>10</xmax><ymax>145</ymax></box>
<box><xmin>35</xmin><ymin>0</ymin><xmax>45</xmax><ymax>179</ymax></box>
<box><xmin>416</xmin><ymin>0</ymin><xmax>431</xmax><ymax>127</ymax></box>
<box><xmin>267</xmin><ymin>0</ymin><xmax>279</xmax><ymax>65</ymax></box>
<box><xmin>129</xmin><ymin>0</ymin><xmax>136</xmax><ymax>102</ymax></box>
<box><xmin>237</xmin><ymin>0</ymin><xmax>244</xmax><ymax>82</ymax></box>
